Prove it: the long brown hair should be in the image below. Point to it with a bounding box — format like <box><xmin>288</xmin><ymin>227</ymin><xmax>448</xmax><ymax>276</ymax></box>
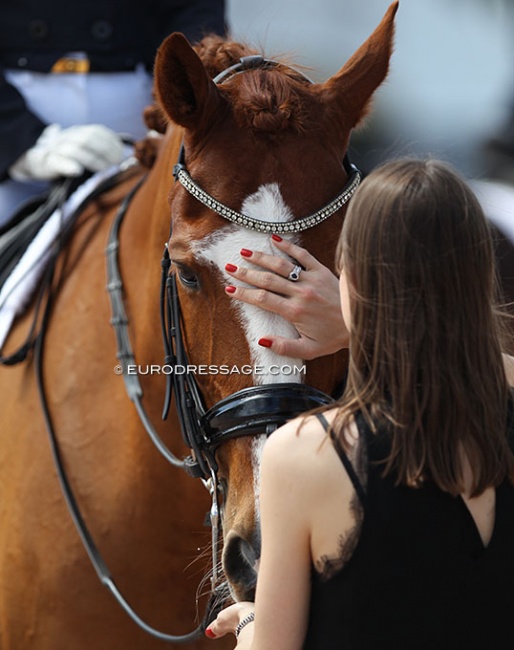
<box><xmin>334</xmin><ymin>158</ymin><xmax>514</xmax><ymax>496</ymax></box>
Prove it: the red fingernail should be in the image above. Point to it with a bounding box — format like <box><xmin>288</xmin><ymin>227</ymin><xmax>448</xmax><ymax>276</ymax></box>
<box><xmin>258</xmin><ymin>338</ymin><xmax>273</xmax><ymax>348</ymax></box>
<box><xmin>240</xmin><ymin>248</ymin><xmax>253</xmax><ymax>258</ymax></box>
<box><xmin>205</xmin><ymin>628</ymin><xmax>217</xmax><ymax>639</ymax></box>
<box><xmin>226</xmin><ymin>285</ymin><xmax>236</xmax><ymax>294</ymax></box>
<box><xmin>271</xmin><ymin>234</ymin><xmax>283</xmax><ymax>242</ymax></box>
<box><xmin>225</xmin><ymin>263</ymin><xmax>238</xmax><ymax>272</ymax></box>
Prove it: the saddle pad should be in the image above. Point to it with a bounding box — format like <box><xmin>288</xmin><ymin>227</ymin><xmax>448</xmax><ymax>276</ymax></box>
<box><xmin>0</xmin><ymin>160</ymin><xmax>135</xmax><ymax>350</ymax></box>
<box><xmin>0</xmin><ymin>184</ymin><xmax>73</xmax><ymax>292</ymax></box>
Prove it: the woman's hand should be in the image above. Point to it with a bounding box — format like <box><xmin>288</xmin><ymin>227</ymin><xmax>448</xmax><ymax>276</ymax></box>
<box><xmin>224</xmin><ymin>235</ymin><xmax>348</xmax><ymax>360</ymax></box>
<box><xmin>206</xmin><ymin>602</ymin><xmax>255</xmax><ymax>644</ymax></box>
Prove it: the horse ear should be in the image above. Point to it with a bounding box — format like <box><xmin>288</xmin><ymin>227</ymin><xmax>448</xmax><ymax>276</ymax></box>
<box><xmin>154</xmin><ymin>32</ymin><xmax>222</xmax><ymax>130</ymax></box>
<box><xmin>320</xmin><ymin>1</ymin><xmax>399</xmax><ymax>129</ymax></box>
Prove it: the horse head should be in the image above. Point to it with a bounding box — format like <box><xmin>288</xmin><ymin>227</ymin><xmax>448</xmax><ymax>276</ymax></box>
<box><xmin>153</xmin><ymin>2</ymin><xmax>398</xmax><ymax>602</ymax></box>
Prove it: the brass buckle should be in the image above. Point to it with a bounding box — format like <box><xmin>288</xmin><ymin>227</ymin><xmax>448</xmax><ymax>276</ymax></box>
<box><xmin>51</xmin><ymin>57</ymin><xmax>90</xmax><ymax>74</ymax></box>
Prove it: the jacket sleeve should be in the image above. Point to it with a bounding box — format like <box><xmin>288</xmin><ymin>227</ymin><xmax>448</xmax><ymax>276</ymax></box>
<box><xmin>157</xmin><ymin>0</ymin><xmax>227</xmax><ymax>43</ymax></box>
<box><xmin>0</xmin><ymin>70</ymin><xmax>46</xmax><ymax>180</ymax></box>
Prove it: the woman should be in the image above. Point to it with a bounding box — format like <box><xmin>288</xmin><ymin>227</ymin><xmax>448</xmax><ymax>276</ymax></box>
<box><xmin>206</xmin><ymin>159</ymin><xmax>514</xmax><ymax>648</ymax></box>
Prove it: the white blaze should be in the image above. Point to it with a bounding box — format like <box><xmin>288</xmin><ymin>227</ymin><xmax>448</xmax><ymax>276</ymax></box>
<box><xmin>192</xmin><ymin>182</ymin><xmax>304</xmax><ymax>385</ymax></box>
<box><xmin>252</xmin><ymin>434</ymin><xmax>267</xmax><ymax>534</ymax></box>
<box><xmin>193</xmin><ymin>182</ymin><xmax>306</xmax><ymax>519</ymax></box>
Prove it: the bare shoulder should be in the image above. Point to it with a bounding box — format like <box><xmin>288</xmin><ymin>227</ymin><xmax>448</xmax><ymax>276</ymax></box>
<box><xmin>262</xmin><ymin>408</ymin><xmax>364</xmax><ymax>572</ymax></box>
<box><xmin>263</xmin><ymin>409</ymin><xmax>337</xmax><ymax>457</ymax></box>
<box><xmin>262</xmin><ymin>408</ymin><xmax>351</xmax><ymax>484</ymax></box>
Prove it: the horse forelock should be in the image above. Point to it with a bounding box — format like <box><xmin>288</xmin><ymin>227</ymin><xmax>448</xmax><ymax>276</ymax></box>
<box><xmin>224</xmin><ymin>69</ymin><xmax>312</xmax><ymax>135</ymax></box>
<box><xmin>192</xmin><ymin>36</ymin><xmax>312</xmax><ymax>136</ymax></box>
<box><xmin>188</xmin><ymin>183</ymin><xmax>304</xmax><ymax>386</ymax></box>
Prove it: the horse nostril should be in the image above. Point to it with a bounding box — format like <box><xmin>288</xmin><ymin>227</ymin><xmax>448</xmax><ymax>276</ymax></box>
<box><xmin>223</xmin><ymin>534</ymin><xmax>259</xmax><ymax>598</ymax></box>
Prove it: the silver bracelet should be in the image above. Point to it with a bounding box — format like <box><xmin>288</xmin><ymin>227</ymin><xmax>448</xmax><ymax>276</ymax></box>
<box><xmin>235</xmin><ymin>612</ymin><xmax>255</xmax><ymax>638</ymax></box>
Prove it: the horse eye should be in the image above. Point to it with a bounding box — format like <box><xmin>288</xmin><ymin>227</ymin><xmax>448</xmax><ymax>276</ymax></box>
<box><xmin>176</xmin><ymin>266</ymin><xmax>199</xmax><ymax>289</ymax></box>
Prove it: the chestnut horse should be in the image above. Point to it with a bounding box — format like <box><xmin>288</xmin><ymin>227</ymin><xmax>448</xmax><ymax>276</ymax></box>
<box><xmin>0</xmin><ymin>3</ymin><xmax>398</xmax><ymax>648</ymax></box>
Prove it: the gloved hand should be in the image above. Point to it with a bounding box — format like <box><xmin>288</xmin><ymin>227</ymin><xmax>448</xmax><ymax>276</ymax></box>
<box><xmin>8</xmin><ymin>123</ymin><xmax>125</xmax><ymax>181</ymax></box>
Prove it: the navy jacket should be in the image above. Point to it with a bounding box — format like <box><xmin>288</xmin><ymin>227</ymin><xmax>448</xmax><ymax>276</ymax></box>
<box><xmin>0</xmin><ymin>0</ymin><xmax>226</xmax><ymax>177</ymax></box>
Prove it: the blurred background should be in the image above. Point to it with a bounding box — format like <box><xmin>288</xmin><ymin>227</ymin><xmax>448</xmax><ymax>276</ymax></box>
<box><xmin>227</xmin><ymin>0</ymin><xmax>514</xmax><ymax>181</ymax></box>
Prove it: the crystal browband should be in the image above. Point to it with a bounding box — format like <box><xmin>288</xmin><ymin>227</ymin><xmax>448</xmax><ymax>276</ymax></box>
<box><xmin>173</xmin><ymin>164</ymin><xmax>361</xmax><ymax>234</ymax></box>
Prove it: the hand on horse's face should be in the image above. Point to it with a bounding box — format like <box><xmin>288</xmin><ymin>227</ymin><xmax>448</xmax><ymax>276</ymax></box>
<box><xmin>224</xmin><ymin>236</ymin><xmax>349</xmax><ymax>360</ymax></box>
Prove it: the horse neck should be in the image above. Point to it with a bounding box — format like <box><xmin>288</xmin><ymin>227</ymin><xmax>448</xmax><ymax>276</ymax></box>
<box><xmin>116</xmin><ymin>127</ymin><xmax>182</xmax><ymax>367</ymax></box>
<box><xmin>120</xmin><ymin>127</ymin><xmax>181</xmax><ymax>307</ymax></box>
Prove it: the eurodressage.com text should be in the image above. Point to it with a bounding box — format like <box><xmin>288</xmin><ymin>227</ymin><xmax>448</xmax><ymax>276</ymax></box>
<box><xmin>114</xmin><ymin>364</ymin><xmax>307</xmax><ymax>376</ymax></box>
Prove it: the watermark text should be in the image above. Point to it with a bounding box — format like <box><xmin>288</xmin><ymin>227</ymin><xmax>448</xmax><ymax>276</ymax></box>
<box><xmin>113</xmin><ymin>363</ymin><xmax>306</xmax><ymax>377</ymax></box>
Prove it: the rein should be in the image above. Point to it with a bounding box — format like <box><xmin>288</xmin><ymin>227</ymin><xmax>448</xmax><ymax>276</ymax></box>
<box><xmin>48</xmin><ymin>176</ymin><xmax>214</xmax><ymax>643</ymax></box>
<box><xmin>0</xmin><ymin>169</ymin><xmax>216</xmax><ymax>643</ymax></box>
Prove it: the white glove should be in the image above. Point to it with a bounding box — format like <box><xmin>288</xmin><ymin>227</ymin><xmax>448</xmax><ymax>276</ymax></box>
<box><xmin>9</xmin><ymin>123</ymin><xmax>125</xmax><ymax>181</ymax></box>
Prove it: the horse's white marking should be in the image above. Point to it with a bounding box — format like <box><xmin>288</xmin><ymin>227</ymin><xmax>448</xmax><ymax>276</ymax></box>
<box><xmin>193</xmin><ymin>183</ymin><xmax>306</xmax><ymax>531</ymax></box>
<box><xmin>252</xmin><ymin>434</ymin><xmax>267</xmax><ymax>541</ymax></box>
<box><xmin>192</xmin><ymin>182</ymin><xmax>304</xmax><ymax>385</ymax></box>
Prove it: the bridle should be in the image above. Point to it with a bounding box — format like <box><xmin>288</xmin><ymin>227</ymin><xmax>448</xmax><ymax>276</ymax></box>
<box><xmin>173</xmin><ymin>55</ymin><xmax>361</xmax><ymax>235</ymax></box>
<box><xmin>2</xmin><ymin>54</ymin><xmax>362</xmax><ymax>644</ymax></box>
<box><xmin>157</xmin><ymin>53</ymin><xmax>362</xmax><ymax>482</ymax></box>
<box><xmin>158</xmin><ymin>257</ymin><xmax>340</xmax><ymax>480</ymax></box>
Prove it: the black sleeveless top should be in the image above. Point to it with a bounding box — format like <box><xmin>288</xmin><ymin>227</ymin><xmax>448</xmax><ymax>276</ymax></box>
<box><xmin>303</xmin><ymin>408</ymin><xmax>514</xmax><ymax>650</ymax></box>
